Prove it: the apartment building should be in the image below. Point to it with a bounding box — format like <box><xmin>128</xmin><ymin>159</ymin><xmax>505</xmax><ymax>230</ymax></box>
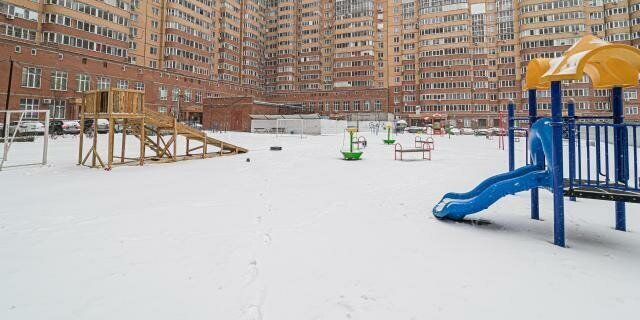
<box><xmin>1</xmin><ymin>0</ymin><xmax>639</xmax><ymax>127</ymax></box>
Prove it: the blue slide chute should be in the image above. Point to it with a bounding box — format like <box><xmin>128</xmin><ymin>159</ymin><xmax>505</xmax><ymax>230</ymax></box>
<box><xmin>433</xmin><ymin>118</ymin><xmax>554</xmax><ymax>220</ymax></box>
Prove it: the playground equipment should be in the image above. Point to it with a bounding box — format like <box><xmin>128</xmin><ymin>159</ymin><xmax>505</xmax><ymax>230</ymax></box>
<box><xmin>394</xmin><ymin>142</ymin><xmax>432</xmax><ymax>161</ymax></box>
<box><xmin>433</xmin><ymin>35</ymin><xmax>640</xmax><ymax>247</ymax></box>
<box><xmin>341</xmin><ymin>128</ymin><xmax>363</xmax><ymax>160</ymax></box>
<box><xmin>1</xmin><ymin>110</ymin><xmax>50</xmax><ymax>171</ymax></box>
<box><xmin>78</xmin><ymin>89</ymin><xmax>247</xmax><ymax>169</ymax></box>
<box><xmin>383</xmin><ymin>123</ymin><xmax>396</xmax><ymax>144</ymax></box>
<box><xmin>427</xmin><ymin>114</ymin><xmax>447</xmax><ymax>135</ymax></box>
<box><xmin>415</xmin><ymin>136</ymin><xmax>435</xmax><ymax>150</ymax></box>
<box><xmin>497</xmin><ymin>111</ymin><xmax>506</xmax><ymax>150</ymax></box>
<box><xmin>354</xmin><ymin>136</ymin><xmax>367</xmax><ymax>148</ymax></box>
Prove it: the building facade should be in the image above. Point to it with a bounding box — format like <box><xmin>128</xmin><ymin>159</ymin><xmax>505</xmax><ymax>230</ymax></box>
<box><xmin>1</xmin><ymin>0</ymin><xmax>639</xmax><ymax>128</ymax></box>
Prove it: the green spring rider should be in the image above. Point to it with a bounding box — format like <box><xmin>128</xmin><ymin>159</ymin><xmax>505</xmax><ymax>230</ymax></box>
<box><xmin>383</xmin><ymin>123</ymin><xmax>396</xmax><ymax>144</ymax></box>
<box><xmin>341</xmin><ymin>128</ymin><xmax>363</xmax><ymax>160</ymax></box>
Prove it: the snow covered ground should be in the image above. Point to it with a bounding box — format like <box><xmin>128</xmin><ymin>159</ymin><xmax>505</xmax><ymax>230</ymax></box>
<box><xmin>1</xmin><ymin>131</ymin><xmax>639</xmax><ymax>320</ymax></box>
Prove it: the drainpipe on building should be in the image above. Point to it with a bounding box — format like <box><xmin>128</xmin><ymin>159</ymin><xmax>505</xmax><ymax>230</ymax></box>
<box><xmin>2</xmin><ymin>58</ymin><xmax>14</xmax><ymax>138</ymax></box>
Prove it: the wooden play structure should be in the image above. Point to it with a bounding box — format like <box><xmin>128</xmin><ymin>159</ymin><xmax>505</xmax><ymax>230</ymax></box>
<box><xmin>78</xmin><ymin>89</ymin><xmax>247</xmax><ymax>169</ymax></box>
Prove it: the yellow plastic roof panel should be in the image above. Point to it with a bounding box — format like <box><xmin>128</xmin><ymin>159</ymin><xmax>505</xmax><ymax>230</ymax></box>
<box><xmin>539</xmin><ymin>35</ymin><xmax>640</xmax><ymax>88</ymax></box>
<box><xmin>524</xmin><ymin>58</ymin><xmax>551</xmax><ymax>89</ymax></box>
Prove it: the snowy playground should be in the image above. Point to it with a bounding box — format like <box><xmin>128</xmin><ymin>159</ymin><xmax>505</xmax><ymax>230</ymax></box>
<box><xmin>0</xmin><ymin>130</ymin><xmax>639</xmax><ymax>320</ymax></box>
<box><xmin>2</xmin><ymin>35</ymin><xmax>640</xmax><ymax>319</ymax></box>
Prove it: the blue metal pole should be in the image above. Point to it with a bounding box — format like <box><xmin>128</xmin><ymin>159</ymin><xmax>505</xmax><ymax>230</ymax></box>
<box><xmin>611</xmin><ymin>86</ymin><xmax>626</xmax><ymax>231</ymax></box>
<box><xmin>528</xmin><ymin>89</ymin><xmax>540</xmax><ymax>220</ymax></box>
<box><xmin>508</xmin><ymin>101</ymin><xmax>515</xmax><ymax>172</ymax></box>
<box><xmin>567</xmin><ymin>99</ymin><xmax>576</xmax><ymax>201</ymax></box>
<box><xmin>551</xmin><ymin>81</ymin><xmax>565</xmax><ymax>247</ymax></box>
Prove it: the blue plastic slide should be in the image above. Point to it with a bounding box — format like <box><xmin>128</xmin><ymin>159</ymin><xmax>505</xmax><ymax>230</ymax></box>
<box><xmin>433</xmin><ymin>118</ymin><xmax>554</xmax><ymax>220</ymax></box>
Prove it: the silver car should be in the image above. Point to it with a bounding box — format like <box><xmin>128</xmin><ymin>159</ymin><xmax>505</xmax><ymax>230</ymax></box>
<box><xmin>9</xmin><ymin>121</ymin><xmax>45</xmax><ymax>136</ymax></box>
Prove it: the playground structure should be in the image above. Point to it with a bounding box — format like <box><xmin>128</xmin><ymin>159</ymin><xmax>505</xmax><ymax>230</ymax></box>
<box><xmin>78</xmin><ymin>89</ymin><xmax>247</xmax><ymax>169</ymax></box>
<box><xmin>382</xmin><ymin>123</ymin><xmax>396</xmax><ymax>144</ymax></box>
<box><xmin>426</xmin><ymin>113</ymin><xmax>447</xmax><ymax>135</ymax></box>
<box><xmin>394</xmin><ymin>142</ymin><xmax>432</xmax><ymax>161</ymax></box>
<box><xmin>497</xmin><ymin>111</ymin><xmax>506</xmax><ymax>150</ymax></box>
<box><xmin>1</xmin><ymin>110</ymin><xmax>50</xmax><ymax>171</ymax></box>
<box><xmin>341</xmin><ymin>128</ymin><xmax>363</xmax><ymax>160</ymax></box>
<box><xmin>415</xmin><ymin>136</ymin><xmax>435</xmax><ymax>150</ymax></box>
<box><xmin>433</xmin><ymin>35</ymin><xmax>640</xmax><ymax>247</ymax></box>
<box><xmin>354</xmin><ymin>136</ymin><xmax>367</xmax><ymax>148</ymax></box>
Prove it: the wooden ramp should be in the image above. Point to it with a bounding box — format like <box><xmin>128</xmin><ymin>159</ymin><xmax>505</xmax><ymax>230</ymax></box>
<box><xmin>78</xmin><ymin>89</ymin><xmax>247</xmax><ymax>169</ymax></box>
<box><xmin>143</xmin><ymin>107</ymin><xmax>247</xmax><ymax>158</ymax></box>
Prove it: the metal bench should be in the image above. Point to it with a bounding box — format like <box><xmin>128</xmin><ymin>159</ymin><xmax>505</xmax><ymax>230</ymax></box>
<box><xmin>394</xmin><ymin>143</ymin><xmax>431</xmax><ymax>160</ymax></box>
<box><xmin>414</xmin><ymin>136</ymin><xmax>435</xmax><ymax>150</ymax></box>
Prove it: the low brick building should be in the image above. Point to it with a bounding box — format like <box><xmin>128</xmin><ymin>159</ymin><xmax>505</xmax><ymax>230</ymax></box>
<box><xmin>203</xmin><ymin>97</ymin><xmax>300</xmax><ymax>132</ymax></box>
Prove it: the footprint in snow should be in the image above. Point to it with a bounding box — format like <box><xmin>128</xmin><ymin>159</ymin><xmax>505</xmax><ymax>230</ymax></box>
<box><xmin>263</xmin><ymin>234</ymin><xmax>271</xmax><ymax>245</ymax></box>
<box><xmin>244</xmin><ymin>260</ymin><xmax>259</xmax><ymax>286</ymax></box>
<box><xmin>244</xmin><ymin>304</ymin><xmax>262</xmax><ymax>320</ymax></box>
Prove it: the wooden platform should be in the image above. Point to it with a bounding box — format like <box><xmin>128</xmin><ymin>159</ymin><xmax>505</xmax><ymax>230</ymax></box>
<box><xmin>78</xmin><ymin>89</ymin><xmax>247</xmax><ymax>169</ymax></box>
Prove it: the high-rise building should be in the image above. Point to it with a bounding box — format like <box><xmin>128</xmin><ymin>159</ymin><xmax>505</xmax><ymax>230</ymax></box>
<box><xmin>1</xmin><ymin>0</ymin><xmax>639</xmax><ymax>126</ymax></box>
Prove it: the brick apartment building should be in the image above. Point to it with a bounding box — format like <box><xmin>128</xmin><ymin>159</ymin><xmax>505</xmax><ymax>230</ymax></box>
<box><xmin>1</xmin><ymin>0</ymin><xmax>639</xmax><ymax>132</ymax></box>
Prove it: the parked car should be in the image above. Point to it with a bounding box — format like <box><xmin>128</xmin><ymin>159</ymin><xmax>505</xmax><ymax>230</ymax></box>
<box><xmin>49</xmin><ymin>120</ymin><xmax>64</xmax><ymax>135</ymax></box>
<box><xmin>405</xmin><ymin>126</ymin><xmax>426</xmax><ymax>133</ymax></box>
<box><xmin>488</xmin><ymin>127</ymin><xmax>506</xmax><ymax>136</ymax></box>
<box><xmin>460</xmin><ymin>127</ymin><xmax>475</xmax><ymax>135</ymax></box>
<box><xmin>449</xmin><ymin>127</ymin><xmax>461</xmax><ymax>135</ymax></box>
<box><xmin>50</xmin><ymin>120</ymin><xmax>80</xmax><ymax>135</ymax></box>
<box><xmin>475</xmin><ymin>128</ymin><xmax>489</xmax><ymax>136</ymax></box>
<box><xmin>9</xmin><ymin>121</ymin><xmax>45</xmax><ymax>136</ymax></box>
<box><xmin>62</xmin><ymin>120</ymin><xmax>81</xmax><ymax>134</ymax></box>
<box><xmin>181</xmin><ymin>121</ymin><xmax>204</xmax><ymax>130</ymax></box>
<box><xmin>83</xmin><ymin>119</ymin><xmax>110</xmax><ymax>134</ymax></box>
<box><xmin>513</xmin><ymin>129</ymin><xmax>528</xmax><ymax>137</ymax></box>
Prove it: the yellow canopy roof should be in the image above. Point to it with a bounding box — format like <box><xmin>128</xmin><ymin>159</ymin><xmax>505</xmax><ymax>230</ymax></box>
<box><xmin>525</xmin><ymin>35</ymin><xmax>640</xmax><ymax>89</ymax></box>
<box><xmin>525</xmin><ymin>58</ymin><xmax>551</xmax><ymax>90</ymax></box>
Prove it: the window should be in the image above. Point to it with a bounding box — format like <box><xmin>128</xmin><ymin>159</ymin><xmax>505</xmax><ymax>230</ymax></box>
<box><xmin>76</xmin><ymin>74</ymin><xmax>90</xmax><ymax>92</ymax></box>
<box><xmin>21</xmin><ymin>67</ymin><xmax>41</xmax><ymax>88</ymax></box>
<box><xmin>159</xmin><ymin>85</ymin><xmax>168</xmax><ymax>100</ymax></box>
<box><xmin>364</xmin><ymin>100</ymin><xmax>371</xmax><ymax>111</ymax></box>
<box><xmin>116</xmin><ymin>79</ymin><xmax>128</xmax><ymax>89</ymax></box>
<box><xmin>172</xmin><ymin>88</ymin><xmax>180</xmax><ymax>101</ymax></box>
<box><xmin>183</xmin><ymin>89</ymin><xmax>191</xmax><ymax>102</ymax></box>
<box><xmin>375</xmin><ymin>100</ymin><xmax>381</xmax><ymax>111</ymax></box>
<box><xmin>50</xmin><ymin>99</ymin><xmax>66</xmax><ymax>119</ymax></box>
<box><xmin>97</xmin><ymin>77</ymin><xmax>110</xmax><ymax>90</ymax></box>
<box><xmin>135</xmin><ymin>81</ymin><xmax>144</xmax><ymax>91</ymax></box>
<box><xmin>19</xmin><ymin>98</ymin><xmax>39</xmax><ymax>119</ymax></box>
<box><xmin>50</xmin><ymin>71</ymin><xmax>68</xmax><ymax>91</ymax></box>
